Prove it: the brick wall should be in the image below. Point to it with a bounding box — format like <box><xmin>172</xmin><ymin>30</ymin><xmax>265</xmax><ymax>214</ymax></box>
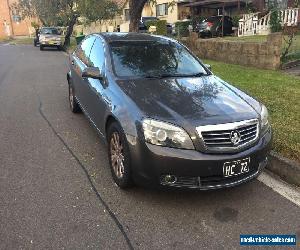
<box><xmin>181</xmin><ymin>33</ymin><xmax>282</xmax><ymax>70</ymax></box>
<box><xmin>0</xmin><ymin>0</ymin><xmax>37</xmax><ymax>38</ymax></box>
<box><xmin>0</xmin><ymin>0</ymin><xmax>12</xmax><ymax>37</ymax></box>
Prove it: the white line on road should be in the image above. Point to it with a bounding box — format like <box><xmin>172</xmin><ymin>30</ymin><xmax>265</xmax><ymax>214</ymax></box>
<box><xmin>258</xmin><ymin>171</ymin><xmax>300</xmax><ymax>207</ymax></box>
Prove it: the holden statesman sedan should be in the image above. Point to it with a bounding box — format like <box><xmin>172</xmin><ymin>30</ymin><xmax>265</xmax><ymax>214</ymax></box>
<box><xmin>67</xmin><ymin>33</ymin><xmax>272</xmax><ymax>190</ymax></box>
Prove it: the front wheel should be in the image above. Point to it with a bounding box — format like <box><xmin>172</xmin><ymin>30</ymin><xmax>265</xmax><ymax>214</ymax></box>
<box><xmin>40</xmin><ymin>45</ymin><xmax>44</xmax><ymax>51</ymax></box>
<box><xmin>68</xmin><ymin>83</ymin><xmax>81</xmax><ymax>113</ymax></box>
<box><xmin>107</xmin><ymin>122</ymin><xmax>133</xmax><ymax>189</ymax></box>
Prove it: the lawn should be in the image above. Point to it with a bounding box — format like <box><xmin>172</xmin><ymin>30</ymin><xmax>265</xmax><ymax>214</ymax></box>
<box><xmin>0</xmin><ymin>37</ymin><xmax>11</xmax><ymax>43</ymax></box>
<box><xmin>204</xmin><ymin>59</ymin><xmax>300</xmax><ymax>163</ymax></box>
<box><xmin>0</xmin><ymin>37</ymin><xmax>34</xmax><ymax>45</ymax></box>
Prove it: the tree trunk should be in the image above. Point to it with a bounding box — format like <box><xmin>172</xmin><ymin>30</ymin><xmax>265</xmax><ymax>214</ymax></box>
<box><xmin>129</xmin><ymin>0</ymin><xmax>147</xmax><ymax>32</ymax></box>
<box><xmin>64</xmin><ymin>14</ymin><xmax>78</xmax><ymax>48</ymax></box>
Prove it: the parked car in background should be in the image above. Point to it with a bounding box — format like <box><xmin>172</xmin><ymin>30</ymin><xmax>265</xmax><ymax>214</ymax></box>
<box><xmin>139</xmin><ymin>16</ymin><xmax>159</xmax><ymax>32</ymax></box>
<box><xmin>197</xmin><ymin>16</ymin><xmax>234</xmax><ymax>38</ymax></box>
<box><xmin>67</xmin><ymin>33</ymin><xmax>272</xmax><ymax>190</ymax></box>
<box><xmin>139</xmin><ymin>16</ymin><xmax>172</xmax><ymax>34</ymax></box>
<box><xmin>39</xmin><ymin>27</ymin><xmax>63</xmax><ymax>51</ymax></box>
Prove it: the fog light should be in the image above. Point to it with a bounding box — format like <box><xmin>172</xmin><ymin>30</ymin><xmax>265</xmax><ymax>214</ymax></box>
<box><xmin>164</xmin><ymin>175</ymin><xmax>177</xmax><ymax>184</ymax></box>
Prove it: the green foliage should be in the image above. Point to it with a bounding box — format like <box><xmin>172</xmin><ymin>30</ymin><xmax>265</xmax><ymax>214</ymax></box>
<box><xmin>175</xmin><ymin>21</ymin><xmax>191</xmax><ymax>37</ymax></box>
<box><xmin>77</xmin><ymin>0</ymin><xmax>120</xmax><ymax>24</ymax></box>
<box><xmin>31</xmin><ymin>21</ymin><xmax>40</xmax><ymax>30</ymax></box>
<box><xmin>146</xmin><ymin>20</ymin><xmax>167</xmax><ymax>35</ymax></box>
<box><xmin>231</xmin><ymin>16</ymin><xmax>241</xmax><ymax>27</ymax></box>
<box><xmin>270</xmin><ymin>9</ymin><xmax>282</xmax><ymax>33</ymax></box>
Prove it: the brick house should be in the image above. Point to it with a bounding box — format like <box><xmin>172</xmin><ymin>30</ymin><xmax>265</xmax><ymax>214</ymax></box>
<box><xmin>0</xmin><ymin>0</ymin><xmax>38</xmax><ymax>38</ymax></box>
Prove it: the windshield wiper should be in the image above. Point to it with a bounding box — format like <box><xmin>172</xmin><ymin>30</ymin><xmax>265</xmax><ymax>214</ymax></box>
<box><xmin>181</xmin><ymin>72</ymin><xmax>210</xmax><ymax>77</ymax></box>
<box><xmin>143</xmin><ymin>72</ymin><xmax>210</xmax><ymax>79</ymax></box>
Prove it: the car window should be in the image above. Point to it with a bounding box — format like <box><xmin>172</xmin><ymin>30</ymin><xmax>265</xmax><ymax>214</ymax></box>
<box><xmin>89</xmin><ymin>38</ymin><xmax>105</xmax><ymax>70</ymax></box>
<box><xmin>40</xmin><ymin>28</ymin><xmax>59</xmax><ymax>35</ymax></box>
<box><xmin>110</xmin><ymin>40</ymin><xmax>208</xmax><ymax>78</ymax></box>
<box><xmin>76</xmin><ymin>36</ymin><xmax>96</xmax><ymax>66</ymax></box>
<box><xmin>206</xmin><ymin>17</ymin><xmax>219</xmax><ymax>23</ymax></box>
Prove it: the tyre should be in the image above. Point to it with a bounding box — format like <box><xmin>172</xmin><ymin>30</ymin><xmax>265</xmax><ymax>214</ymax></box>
<box><xmin>57</xmin><ymin>46</ymin><xmax>62</xmax><ymax>51</ymax></box>
<box><xmin>40</xmin><ymin>45</ymin><xmax>44</xmax><ymax>51</ymax></box>
<box><xmin>34</xmin><ymin>39</ymin><xmax>37</xmax><ymax>47</ymax></box>
<box><xmin>107</xmin><ymin>122</ymin><xmax>133</xmax><ymax>189</ymax></box>
<box><xmin>68</xmin><ymin>82</ymin><xmax>81</xmax><ymax>113</ymax></box>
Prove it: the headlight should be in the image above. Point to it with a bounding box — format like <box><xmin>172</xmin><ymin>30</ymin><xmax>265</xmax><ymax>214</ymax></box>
<box><xmin>260</xmin><ymin>105</ymin><xmax>270</xmax><ymax>134</ymax></box>
<box><xmin>142</xmin><ymin>119</ymin><xmax>194</xmax><ymax>150</ymax></box>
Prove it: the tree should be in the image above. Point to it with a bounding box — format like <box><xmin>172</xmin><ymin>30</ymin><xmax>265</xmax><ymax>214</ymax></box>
<box><xmin>128</xmin><ymin>0</ymin><xmax>147</xmax><ymax>32</ymax></box>
<box><xmin>128</xmin><ymin>0</ymin><xmax>175</xmax><ymax>32</ymax></box>
<box><xmin>14</xmin><ymin>0</ymin><xmax>119</xmax><ymax>47</ymax></box>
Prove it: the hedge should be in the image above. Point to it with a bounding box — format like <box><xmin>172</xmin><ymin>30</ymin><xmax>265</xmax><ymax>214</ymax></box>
<box><xmin>146</xmin><ymin>20</ymin><xmax>167</xmax><ymax>36</ymax></box>
<box><xmin>175</xmin><ymin>20</ymin><xmax>191</xmax><ymax>37</ymax></box>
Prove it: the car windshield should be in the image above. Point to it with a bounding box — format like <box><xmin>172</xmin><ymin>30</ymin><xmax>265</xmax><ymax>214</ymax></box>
<box><xmin>40</xmin><ymin>28</ymin><xmax>59</xmax><ymax>35</ymax></box>
<box><xmin>142</xmin><ymin>17</ymin><xmax>158</xmax><ymax>23</ymax></box>
<box><xmin>110</xmin><ymin>40</ymin><xmax>209</xmax><ymax>78</ymax></box>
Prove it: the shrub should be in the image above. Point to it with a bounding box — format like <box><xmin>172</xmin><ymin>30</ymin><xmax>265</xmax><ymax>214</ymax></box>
<box><xmin>146</xmin><ymin>20</ymin><xmax>167</xmax><ymax>36</ymax></box>
<box><xmin>232</xmin><ymin>16</ymin><xmax>241</xmax><ymax>27</ymax></box>
<box><xmin>270</xmin><ymin>8</ymin><xmax>282</xmax><ymax>33</ymax></box>
<box><xmin>175</xmin><ymin>20</ymin><xmax>191</xmax><ymax>37</ymax></box>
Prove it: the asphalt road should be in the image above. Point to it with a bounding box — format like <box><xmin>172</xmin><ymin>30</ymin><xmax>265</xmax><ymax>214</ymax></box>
<box><xmin>0</xmin><ymin>44</ymin><xmax>299</xmax><ymax>250</ymax></box>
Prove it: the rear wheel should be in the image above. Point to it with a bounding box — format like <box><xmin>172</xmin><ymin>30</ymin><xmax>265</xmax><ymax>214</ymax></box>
<box><xmin>40</xmin><ymin>45</ymin><xmax>44</xmax><ymax>51</ymax></box>
<box><xmin>107</xmin><ymin>122</ymin><xmax>133</xmax><ymax>189</ymax></box>
<box><xmin>68</xmin><ymin>83</ymin><xmax>81</xmax><ymax>113</ymax></box>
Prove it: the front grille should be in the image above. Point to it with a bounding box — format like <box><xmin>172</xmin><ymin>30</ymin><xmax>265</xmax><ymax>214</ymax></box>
<box><xmin>196</xmin><ymin>119</ymin><xmax>259</xmax><ymax>152</ymax></box>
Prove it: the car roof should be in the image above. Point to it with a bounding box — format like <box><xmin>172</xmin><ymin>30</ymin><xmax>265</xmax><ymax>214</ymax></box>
<box><xmin>97</xmin><ymin>32</ymin><xmax>174</xmax><ymax>43</ymax></box>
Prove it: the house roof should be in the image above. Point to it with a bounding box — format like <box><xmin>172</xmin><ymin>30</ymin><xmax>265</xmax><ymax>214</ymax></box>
<box><xmin>185</xmin><ymin>0</ymin><xmax>248</xmax><ymax>8</ymax></box>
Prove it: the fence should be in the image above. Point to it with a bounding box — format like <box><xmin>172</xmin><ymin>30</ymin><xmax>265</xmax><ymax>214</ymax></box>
<box><xmin>238</xmin><ymin>8</ymin><xmax>299</xmax><ymax>37</ymax></box>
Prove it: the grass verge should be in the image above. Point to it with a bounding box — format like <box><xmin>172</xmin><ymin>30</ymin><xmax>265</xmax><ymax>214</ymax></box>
<box><xmin>204</xmin><ymin>59</ymin><xmax>300</xmax><ymax>163</ymax></box>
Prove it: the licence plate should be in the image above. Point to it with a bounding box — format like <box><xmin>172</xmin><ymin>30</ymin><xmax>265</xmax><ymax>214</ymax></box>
<box><xmin>223</xmin><ymin>158</ymin><xmax>250</xmax><ymax>177</ymax></box>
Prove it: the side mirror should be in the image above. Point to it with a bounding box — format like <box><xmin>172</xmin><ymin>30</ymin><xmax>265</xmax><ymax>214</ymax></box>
<box><xmin>82</xmin><ymin>67</ymin><xmax>103</xmax><ymax>80</ymax></box>
<box><xmin>204</xmin><ymin>64</ymin><xmax>212</xmax><ymax>71</ymax></box>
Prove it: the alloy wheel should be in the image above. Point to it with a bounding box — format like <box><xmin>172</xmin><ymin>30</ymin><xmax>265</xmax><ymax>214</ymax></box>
<box><xmin>110</xmin><ymin>132</ymin><xmax>125</xmax><ymax>178</ymax></box>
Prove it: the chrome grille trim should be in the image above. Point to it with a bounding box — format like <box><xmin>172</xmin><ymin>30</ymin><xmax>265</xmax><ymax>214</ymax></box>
<box><xmin>196</xmin><ymin>119</ymin><xmax>259</xmax><ymax>153</ymax></box>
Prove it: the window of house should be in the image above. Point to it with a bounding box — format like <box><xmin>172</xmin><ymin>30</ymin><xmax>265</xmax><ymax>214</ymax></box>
<box><xmin>124</xmin><ymin>9</ymin><xmax>130</xmax><ymax>21</ymax></box>
<box><xmin>156</xmin><ymin>3</ymin><xmax>168</xmax><ymax>17</ymax></box>
<box><xmin>11</xmin><ymin>9</ymin><xmax>21</xmax><ymax>23</ymax></box>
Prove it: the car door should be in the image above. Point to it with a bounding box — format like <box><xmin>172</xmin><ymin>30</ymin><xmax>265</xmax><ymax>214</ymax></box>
<box><xmin>84</xmin><ymin>37</ymin><xmax>108</xmax><ymax>133</ymax></box>
<box><xmin>71</xmin><ymin>36</ymin><xmax>96</xmax><ymax>112</ymax></box>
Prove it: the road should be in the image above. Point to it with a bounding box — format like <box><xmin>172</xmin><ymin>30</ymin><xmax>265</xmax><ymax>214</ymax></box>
<box><xmin>0</xmin><ymin>44</ymin><xmax>299</xmax><ymax>250</ymax></box>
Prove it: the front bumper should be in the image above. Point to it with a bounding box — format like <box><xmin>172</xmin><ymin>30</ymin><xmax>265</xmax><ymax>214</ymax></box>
<box><xmin>128</xmin><ymin>127</ymin><xmax>272</xmax><ymax>190</ymax></box>
<box><xmin>40</xmin><ymin>41</ymin><xmax>62</xmax><ymax>46</ymax></box>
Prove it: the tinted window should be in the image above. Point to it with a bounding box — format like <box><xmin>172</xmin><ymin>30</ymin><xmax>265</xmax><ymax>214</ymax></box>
<box><xmin>110</xmin><ymin>40</ymin><xmax>207</xmax><ymax>78</ymax></box>
<box><xmin>142</xmin><ymin>17</ymin><xmax>158</xmax><ymax>24</ymax></box>
<box><xmin>89</xmin><ymin>38</ymin><xmax>105</xmax><ymax>70</ymax></box>
<box><xmin>76</xmin><ymin>36</ymin><xmax>95</xmax><ymax>65</ymax></box>
<box><xmin>206</xmin><ymin>17</ymin><xmax>221</xmax><ymax>23</ymax></box>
